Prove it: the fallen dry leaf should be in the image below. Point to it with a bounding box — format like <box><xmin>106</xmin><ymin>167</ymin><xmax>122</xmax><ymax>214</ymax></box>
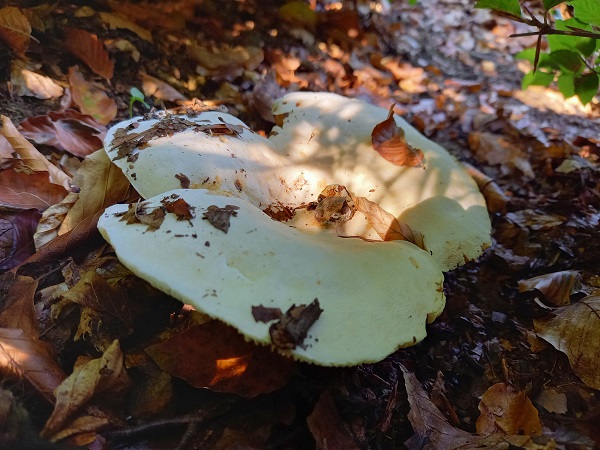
<box><xmin>140</xmin><ymin>72</ymin><xmax>187</xmax><ymax>102</ymax></box>
<box><xmin>371</xmin><ymin>104</ymin><xmax>425</xmax><ymax>168</ymax></box>
<box><xmin>19</xmin><ymin>109</ymin><xmax>106</xmax><ymax>157</ymax></box>
<box><xmin>0</xmin><ymin>159</ymin><xmax>68</xmax><ymax>211</ymax></box>
<box><xmin>468</xmin><ymin>131</ymin><xmax>534</xmax><ymax>178</ymax></box>
<box><xmin>0</xmin><ymin>6</ymin><xmax>32</xmax><ymax>55</ymax></box>
<box><xmin>63</xmin><ymin>28</ymin><xmax>114</xmax><ymax>80</ymax></box>
<box><xmin>462</xmin><ymin>162</ymin><xmax>509</xmax><ymax>213</ymax></box>
<box><xmin>60</xmin><ymin>150</ymin><xmax>132</xmax><ymax>236</ymax></box>
<box><xmin>11</xmin><ymin>60</ymin><xmax>64</xmax><ymax>99</ymax></box>
<box><xmin>0</xmin><ymin>209</ymin><xmax>42</xmax><ymax>270</ymax></box>
<box><xmin>41</xmin><ymin>340</ymin><xmax>130</xmax><ymax>440</ymax></box>
<box><xmin>99</xmin><ymin>11</ymin><xmax>153</xmax><ymax>42</ymax></box>
<box><xmin>534</xmin><ymin>296</ymin><xmax>600</xmax><ymax>390</ymax></box>
<box><xmin>307</xmin><ymin>391</ymin><xmax>361</xmax><ymax>450</ymax></box>
<box><xmin>0</xmin><ymin>327</ymin><xmax>66</xmax><ymax>402</ymax></box>
<box><xmin>34</xmin><ymin>192</ymin><xmax>79</xmax><ymax>250</ymax></box>
<box><xmin>0</xmin><ymin>115</ymin><xmax>71</xmax><ymax>189</ymax></box>
<box><xmin>352</xmin><ymin>195</ymin><xmax>425</xmax><ymax>249</ymax></box>
<box><xmin>188</xmin><ymin>44</ymin><xmax>264</xmax><ymax>80</ymax></box>
<box><xmin>68</xmin><ymin>66</ymin><xmax>117</xmax><ymax>126</ymax></box>
<box><xmin>145</xmin><ymin>320</ymin><xmax>296</xmax><ymax>398</ymax></box>
<box><xmin>107</xmin><ymin>0</ymin><xmax>188</xmax><ymax>31</ymax></box>
<box><xmin>269</xmin><ymin>299</ymin><xmax>323</xmax><ymax>350</ymax></box>
<box><xmin>162</xmin><ymin>196</ymin><xmax>195</xmax><ymax>220</ymax></box>
<box><xmin>476</xmin><ymin>383</ymin><xmax>542</xmax><ymax>437</ymax></box>
<box><xmin>119</xmin><ymin>201</ymin><xmax>165</xmax><ymax>231</ymax></box>
<box><xmin>202</xmin><ymin>204</ymin><xmax>239</xmax><ymax>233</ymax></box>
<box><xmin>518</xmin><ymin>270</ymin><xmax>582</xmax><ymax>306</ymax></box>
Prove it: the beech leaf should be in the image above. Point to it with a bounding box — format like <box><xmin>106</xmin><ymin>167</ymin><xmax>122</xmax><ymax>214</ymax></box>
<box><xmin>0</xmin><ymin>6</ymin><xmax>32</xmax><ymax>55</ymax></box>
<box><xmin>0</xmin><ymin>209</ymin><xmax>42</xmax><ymax>270</ymax></box>
<box><xmin>63</xmin><ymin>28</ymin><xmax>114</xmax><ymax>80</ymax></box>
<box><xmin>534</xmin><ymin>296</ymin><xmax>600</xmax><ymax>390</ymax></box>
<box><xmin>518</xmin><ymin>270</ymin><xmax>582</xmax><ymax>306</ymax></box>
<box><xmin>371</xmin><ymin>104</ymin><xmax>425</xmax><ymax>168</ymax></box>
<box><xmin>476</xmin><ymin>383</ymin><xmax>542</xmax><ymax>437</ymax></box>
<box><xmin>146</xmin><ymin>320</ymin><xmax>296</xmax><ymax>398</ymax></box>
<box><xmin>68</xmin><ymin>66</ymin><xmax>117</xmax><ymax>125</ymax></box>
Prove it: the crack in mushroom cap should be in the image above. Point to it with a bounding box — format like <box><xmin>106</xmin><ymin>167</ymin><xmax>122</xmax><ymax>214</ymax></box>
<box><xmin>98</xmin><ymin>189</ymin><xmax>446</xmax><ymax>366</ymax></box>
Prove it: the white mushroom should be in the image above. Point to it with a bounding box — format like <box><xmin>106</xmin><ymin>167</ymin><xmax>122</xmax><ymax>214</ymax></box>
<box><xmin>98</xmin><ymin>189</ymin><xmax>445</xmax><ymax>366</ymax></box>
<box><xmin>99</xmin><ymin>93</ymin><xmax>492</xmax><ymax>365</ymax></box>
<box><xmin>269</xmin><ymin>92</ymin><xmax>491</xmax><ymax>270</ymax></box>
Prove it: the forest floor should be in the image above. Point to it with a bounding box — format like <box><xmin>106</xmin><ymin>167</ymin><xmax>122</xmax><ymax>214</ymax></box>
<box><xmin>1</xmin><ymin>0</ymin><xmax>600</xmax><ymax>449</ymax></box>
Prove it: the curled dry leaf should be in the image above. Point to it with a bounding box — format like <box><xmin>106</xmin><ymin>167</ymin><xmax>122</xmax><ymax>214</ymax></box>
<box><xmin>0</xmin><ymin>208</ymin><xmax>42</xmax><ymax>270</ymax></box>
<box><xmin>462</xmin><ymin>162</ymin><xmax>508</xmax><ymax>213</ymax></box>
<box><xmin>202</xmin><ymin>204</ymin><xmax>239</xmax><ymax>233</ymax></box>
<box><xmin>41</xmin><ymin>340</ymin><xmax>130</xmax><ymax>440</ymax></box>
<box><xmin>11</xmin><ymin>60</ymin><xmax>63</xmax><ymax>99</ymax></box>
<box><xmin>352</xmin><ymin>195</ymin><xmax>425</xmax><ymax>249</ymax></box>
<box><xmin>0</xmin><ymin>6</ymin><xmax>32</xmax><ymax>55</ymax></box>
<box><xmin>63</xmin><ymin>28</ymin><xmax>114</xmax><ymax>80</ymax></box>
<box><xmin>476</xmin><ymin>383</ymin><xmax>542</xmax><ymax>437</ymax></box>
<box><xmin>518</xmin><ymin>270</ymin><xmax>582</xmax><ymax>306</ymax></box>
<box><xmin>371</xmin><ymin>104</ymin><xmax>425</xmax><ymax>168</ymax></box>
<box><xmin>119</xmin><ymin>201</ymin><xmax>165</xmax><ymax>231</ymax></box>
<box><xmin>1</xmin><ymin>115</ymin><xmax>71</xmax><ymax>189</ymax></box>
<box><xmin>145</xmin><ymin>320</ymin><xmax>296</xmax><ymax>398</ymax></box>
<box><xmin>269</xmin><ymin>299</ymin><xmax>323</xmax><ymax>350</ymax></box>
<box><xmin>162</xmin><ymin>196</ymin><xmax>195</xmax><ymax>220</ymax></box>
<box><xmin>68</xmin><ymin>66</ymin><xmax>117</xmax><ymax>126</ymax></box>
<box><xmin>534</xmin><ymin>296</ymin><xmax>600</xmax><ymax>390</ymax></box>
<box><xmin>34</xmin><ymin>192</ymin><xmax>79</xmax><ymax>250</ymax></box>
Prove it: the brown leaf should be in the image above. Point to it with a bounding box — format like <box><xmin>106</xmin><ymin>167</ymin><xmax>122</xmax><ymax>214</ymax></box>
<box><xmin>42</xmin><ymin>340</ymin><xmax>130</xmax><ymax>439</ymax></box>
<box><xmin>269</xmin><ymin>299</ymin><xmax>323</xmax><ymax>350</ymax></box>
<box><xmin>1</xmin><ymin>115</ymin><xmax>71</xmax><ymax>189</ymax></box>
<box><xmin>61</xmin><ymin>150</ymin><xmax>132</xmax><ymax>235</ymax></box>
<box><xmin>252</xmin><ymin>305</ymin><xmax>283</xmax><ymax>323</ymax></box>
<box><xmin>0</xmin><ymin>6</ymin><xmax>32</xmax><ymax>55</ymax></box>
<box><xmin>63</xmin><ymin>28</ymin><xmax>114</xmax><ymax>80</ymax></box>
<box><xmin>162</xmin><ymin>196</ymin><xmax>195</xmax><ymax>220</ymax></box>
<box><xmin>371</xmin><ymin>104</ymin><xmax>425</xmax><ymax>168</ymax></box>
<box><xmin>0</xmin><ymin>160</ymin><xmax>68</xmax><ymax>211</ymax></box>
<box><xmin>307</xmin><ymin>391</ymin><xmax>361</xmax><ymax>450</ymax></box>
<box><xmin>19</xmin><ymin>109</ymin><xmax>106</xmax><ymax>157</ymax></box>
<box><xmin>120</xmin><ymin>202</ymin><xmax>165</xmax><ymax>231</ymax></box>
<box><xmin>468</xmin><ymin>131</ymin><xmax>533</xmax><ymax>178</ymax></box>
<box><xmin>0</xmin><ymin>209</ymin><xmax>42</xmax><ymax>270</ymax></box>
<box><xmin>11</xmin><ymin>60</ymin><xmax>64</xmax><ymax>99</ymax></box>
<box><xmin>476</xmin><ymin>383</ymin><xmax>542</xmax><ymax>436</ymax></box>
<box><xmin>98</xmin><ymin>11</ymin><xmax>153</xmax><ymax>42</ymax></box>
<box><xmin>140</xmin><ymin>72</ymin><xmax>187</xmax><ymax>102</ymax></box>
<box><xmin>146</xmin><ymin>320</ymin><xmax>296</xmax><ymax>398</ymax></box>
<box><xmin>462</xmin><ymin>162</ymin><xmax>509</xmax><ymax>213</ymax></box>
<box><xmin>0</xmin><ymin>273</ymin><xmax>39</xmax><ymax>337</ymax></box>
<box><xmin>202</xmin><ymin>204</ymin><xmax>239</xmax><ymax>233</ymax></box>
<box><xmin>534</xmin><ymin>296</ymin><xmax>600</xmax><ymax>390</ymax></box>
<box><xmin>0</xmin><ymin>328</ymin><xmax>66</xmax><ymax>402</ymax></box>
<box><xmin>352</xmin><ymin>195</ymin><xmax>425</xmax><ymax>249</ymax></box>
<box><xmin>518</xmin><ymin>270</ymin><xmax>582</xmax><ymax>306</ymax></box>
<box><xmin>34</xmin><ymin>192</ymin><xmax>79</xmax><ymax>250</ymax></box>
<box><xmin>68</xmin><ymin>66</ymin><xmax>117</xmax><ymax>125</ymax></box>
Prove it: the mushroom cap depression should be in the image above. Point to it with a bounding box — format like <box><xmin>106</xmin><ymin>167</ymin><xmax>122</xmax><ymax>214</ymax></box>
<box><xmin>98</xmin><ymin>189</ymin><xmax>446</xmax><ymax>366</ymax></box>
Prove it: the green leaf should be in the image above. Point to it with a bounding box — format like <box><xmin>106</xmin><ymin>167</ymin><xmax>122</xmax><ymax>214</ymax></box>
<box><xmin>571</xmin><ymin>0</ymin><xmax>600</xmax><ymax>27</ymax></box>
<box><xmin>130</xmin><ymin>87</ymin><xmax>145</xmax><ymax>100</ymax></box>
<box><xmin>522</xmin><ymin>70</ymin><xmax>555</xmax><ymax>89</ymax></box>
<box><xmin>557</xmin><ymin>73</ymin><xmax>576</xmax><ymax>98</ymax></box>
<box><xmin>543</xmin><ymin>0</ymin><xmax>566</xmax><ymax>10</ymax></box>
<box><xmin>548</xmin><ymin>18</ymin><xmax>597</xmax><ymax>56</ymax></box>
<box><xmin>547</xmin><ymin>49</ymin><xmax>584</xmax><ymax>73</ymax></box>
<box><xmin>516</xmin><ymin>48</ymin><xmax>557</xmax><ymax>69</ymax></box>
<box><xmin>574</xmin><ymin>72</ymin><xmax>599</xmax><ymax>104</ymax></box>
<box><xmin>475</xmin><ymin>0</ymin><xmax>522</xmax><ymax>17</ymax></box>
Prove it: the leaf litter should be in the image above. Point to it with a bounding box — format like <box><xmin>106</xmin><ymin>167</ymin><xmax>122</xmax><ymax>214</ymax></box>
<box><xmin>0</xmin><ymin>0</ymin><xmax>599</xmax><ymax>448</ymax></box>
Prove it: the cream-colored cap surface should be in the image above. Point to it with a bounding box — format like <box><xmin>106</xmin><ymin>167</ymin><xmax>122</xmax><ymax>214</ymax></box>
<box><xmin>98</xmin><ymin>189</ymin><xmax>445</xmax><ymax>366</ymax></box>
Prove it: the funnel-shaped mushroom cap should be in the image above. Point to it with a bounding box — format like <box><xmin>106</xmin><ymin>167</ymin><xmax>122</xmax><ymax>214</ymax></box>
<box><xmin>270</xmin><ymin>92</ymin><xmax>491</xmax><ymax>270</ymax></box>
<box><xmin>98</xmin><ymin>189</ymin><xmax>445</xmax><ymax>366</ymax></box>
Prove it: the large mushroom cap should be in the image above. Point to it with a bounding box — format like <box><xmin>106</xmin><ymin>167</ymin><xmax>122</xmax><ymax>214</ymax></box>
<box><xmin>98</xmin><ymin>189</ymin><xmax>445</xmax><ymax>366</ymax></box>
<box><xmin>270</xmin><ymin>92</ymin><xmax>491</xmax><ymax>270</ymax></box>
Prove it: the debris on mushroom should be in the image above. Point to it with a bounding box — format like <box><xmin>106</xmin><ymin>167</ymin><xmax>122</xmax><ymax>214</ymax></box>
<box><xmin>98</xmin><ymin>189</ymin><xmax>446</xmax><ymax>366</ymax></box>
<box><xmin>99</xmin><ymin>92</ymin><xmax>493</xmax><ymax>365</ymax></box>
<box><xmin>103</xmin><ymin>93</ymin><xmax>491</xmax><ymax>270</ymax></box>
